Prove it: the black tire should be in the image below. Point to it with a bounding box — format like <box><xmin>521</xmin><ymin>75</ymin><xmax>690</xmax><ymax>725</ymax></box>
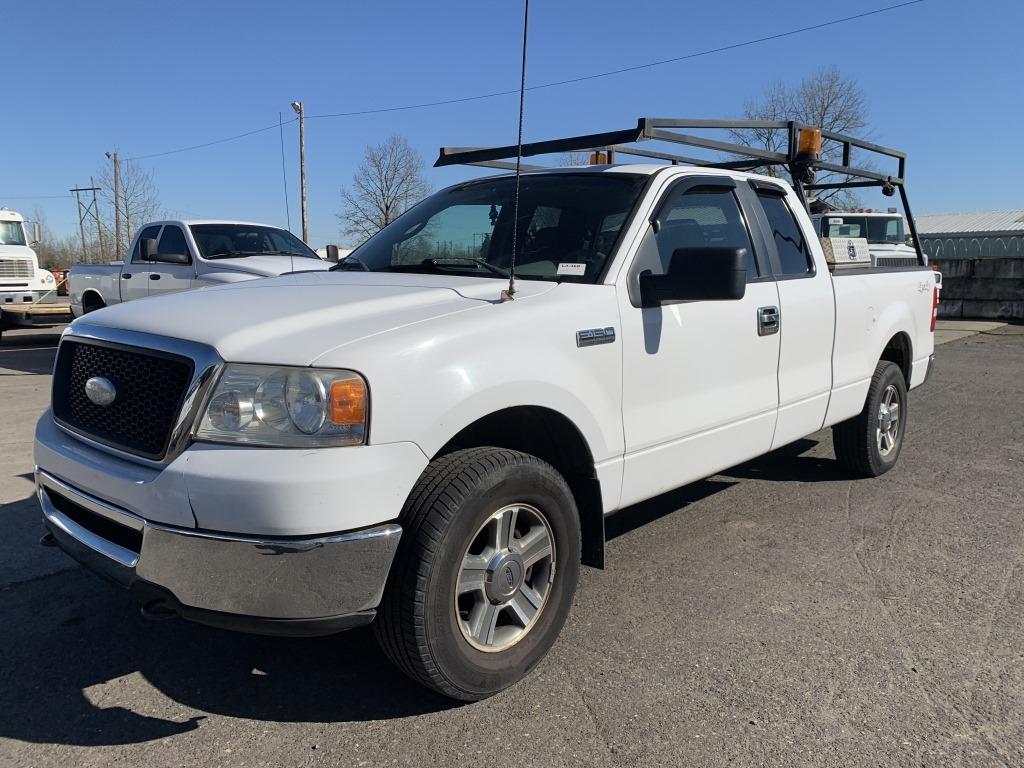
<box><xmin>374</xmin><ymin>447</ymin><xmax>581</xmax><ymax>701</ymax></box>
<box><xmin>833</xmin><ymin>360</ymin><xmax>908</xmax><ymax>477</ymax></box>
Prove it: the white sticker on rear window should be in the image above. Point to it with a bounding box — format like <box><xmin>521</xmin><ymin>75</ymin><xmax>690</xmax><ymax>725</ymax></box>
<box><xmin>828</xmin><ymin>217</ymin><xmax>843</xmax><ymax>224</ymax></box>
<box><xmin>557</xmin><ymin>263</ymin><xmax>586</xmax><ymax>276</ymax></box>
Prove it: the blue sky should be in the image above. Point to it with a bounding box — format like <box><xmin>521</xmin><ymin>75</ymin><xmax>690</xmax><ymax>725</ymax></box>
<box><xmin>3</xmin><ymin>0</ymin><xmax>1020</xmax><ymax>248</ymax></box>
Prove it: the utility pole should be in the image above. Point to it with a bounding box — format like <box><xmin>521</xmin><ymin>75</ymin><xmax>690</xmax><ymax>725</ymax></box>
<box><xmin>90</xmin><ymin>176</ymin><xmax>106</xmax><ymax>261</ymax></box>
<box><xmin>106</xmin><ymin>150</ymin><xmax>122</xmax><ymax>257</ymax></box>
<box><xmin>291</xmin><ymin>101</ymin><xmax>308</xmax><ymax>243</ymax></box>
<box><xmin>70</xmin><ymin>184</ymin><xmax>102</xmax><ymax>263</ymax></box>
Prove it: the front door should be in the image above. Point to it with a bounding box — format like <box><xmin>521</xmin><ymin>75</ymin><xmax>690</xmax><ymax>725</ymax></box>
<box><xmin>120</xmin><ymin>224</ymin><xmax>161</xmax><ymax>301</ymax></box>
<box><xmin>617</xmin><ymin>175</ymin><xmax>781</xmax><ymax>508</ymax></box>
<box><xmin>148</xmin><ymin>224</ymin><xmax>196</xmax><ymax>296</ymax></box>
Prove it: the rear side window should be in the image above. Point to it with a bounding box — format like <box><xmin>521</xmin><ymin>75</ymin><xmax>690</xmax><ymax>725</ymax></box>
<box><xmin>757</xmin><ymin>194</ymin><xmax>813</xmax><ymax>276</ymax></box>
<box><xmin>157</xmin><ymin>226</ymin><xmax>189</xmax><ymax>259</ymax></box>
<box><xmin>131</xmin><ymin>225</ymin><xmax>162</xmax><ymax>262</ymax></box>
<box><xmin>652</xmin><ymin>188</ymin><xmax>758</xmax><ymax>280</ymax></box>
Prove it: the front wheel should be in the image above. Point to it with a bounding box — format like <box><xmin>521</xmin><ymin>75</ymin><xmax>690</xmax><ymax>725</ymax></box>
<box><xmin>374</xmin><ymin>447</ymin><xmax>581</xmax><ymax>701</ymax></box>
<box><xmin>833</xmin><ymin>360</ymin><xmax>908</xmax><ymax>477</ymax></box>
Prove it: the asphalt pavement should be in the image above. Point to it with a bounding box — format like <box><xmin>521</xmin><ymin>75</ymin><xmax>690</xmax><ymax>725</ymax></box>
<box><xmin>1</xmin><ymin>324</ymin><xmax>1021</xmax><ymax>767</ymax></box>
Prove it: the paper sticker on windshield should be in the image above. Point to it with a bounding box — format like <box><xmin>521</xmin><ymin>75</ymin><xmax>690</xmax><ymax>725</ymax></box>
<box><xmin>557</xmin><ymin>263</ymin><xmax>586</xmax><ymax>276</ymax></box>
<box><xmin>828</xmin><ymin>217</ymin><xmax>843</xmax><ymax>224</ymax></box>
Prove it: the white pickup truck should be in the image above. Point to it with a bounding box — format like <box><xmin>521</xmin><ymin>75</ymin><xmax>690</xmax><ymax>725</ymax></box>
<box><xmin>35</xmin><ymin>120</ymin><xmax>939</xmax><ymax>701</ymax></box>
<box><xmin>68</xmin><ymin>219</ymin><xmax>330</xmax><ymax>316</ymax></box>
<box><xmin>810</xmin><ymin>210</ymin><xmax>922</xmax><ymax>267</ymax></box>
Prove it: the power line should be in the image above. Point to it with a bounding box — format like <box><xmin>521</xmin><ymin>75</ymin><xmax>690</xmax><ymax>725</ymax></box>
<box><xmin>127</xmin><ymin>120</ymin><xmax>295</xmax><ymax>161</ymax></box>
<box><xmin>0</xmin><ymin>194</ymin><xmax>73</xmax><ymax>200</ymax></box>
<box><xmin>309</xmin><ymin>0</ymin><xmax>924</xmax><ymax>120</ymax></box>
<box><xmin>58</xmin><ymin>0</ymin><xmax>929</xmax><ymax>166</ymax></box>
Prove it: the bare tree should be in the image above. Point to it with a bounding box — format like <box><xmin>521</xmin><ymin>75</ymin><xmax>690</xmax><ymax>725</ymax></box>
<box><xmin>96</xmin><ymin>158</ymin><xmax>162</xmax><ymax>257</ymax></box>
<box><xmin>338</xmin><ymin>136</ymin><xmax>431</xmax><ymax>244</ymax></box>
<box><xmin>731</xmin><ymin>66</ymin><xmax>870</xmax><ymax>208</ymax></box>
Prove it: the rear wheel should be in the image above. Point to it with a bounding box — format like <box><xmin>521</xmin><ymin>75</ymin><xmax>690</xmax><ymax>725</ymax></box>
<box><xmin>374</xmin><ymin>447</ymin><xmax>581</xmax><ymax>701</ymax></box>
<box><xmin>833</xmin><ymin>360</ymin><xmax>907</xmax><ymax>477</ymax></box>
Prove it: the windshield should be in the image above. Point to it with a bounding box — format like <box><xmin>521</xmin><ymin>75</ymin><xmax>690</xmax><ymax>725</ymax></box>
<box><xmin>189</xmin><ymin>224</ymin><xmax>320</xmax><ymax>259</ymax></box>
<box><xmin>820</xmin><ymin>215</ymin><xmax>905</xmax><ymax>244</ymax></box>
<box><xmin>342</xmin><ymin>173</ymin><xmax>647</xmax><ymax>282</ymax></box>
<box><xmin>0</xmin><ymin>221</ymin><xmax>27</xmax><ymax>246</ymax></box>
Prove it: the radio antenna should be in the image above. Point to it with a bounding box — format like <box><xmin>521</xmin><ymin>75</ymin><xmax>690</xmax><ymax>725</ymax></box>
<box><xmin>501</xmin><ymin>0</ymin><xmax>530</xmax><ymax>303</ymax></box>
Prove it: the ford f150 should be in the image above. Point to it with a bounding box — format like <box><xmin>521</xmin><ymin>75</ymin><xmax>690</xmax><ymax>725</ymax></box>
<box><xmin>68</xmin><ymin>219</ymin><xmax>330</xmax><ymax>316</ymax></box>
<box><xmin>36</xmin><ymin>119</ymin><xmax>939</xmax><ymax>700</ymax></box>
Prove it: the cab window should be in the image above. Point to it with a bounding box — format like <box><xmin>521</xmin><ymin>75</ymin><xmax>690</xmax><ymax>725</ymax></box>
<box><xmin>131</xmin><ymin>225</ymin><xmax>163</xmax><ymax>262</ymax></box>
<box><xmin>637</xmin><ymin>187</ymin><xmax>759</xmax><ymax>281</ymax></box>
<box><xmin>157</xmin><ymin>225</ymin><xmax>190</xmax><ymax>260</ymax></box>
<box><xmin>757</xmin><ymin>193</ymin><xmax>814</xmax><ymax>276</ymax></box>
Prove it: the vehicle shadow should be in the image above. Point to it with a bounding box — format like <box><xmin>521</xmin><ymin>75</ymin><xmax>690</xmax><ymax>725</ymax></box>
<box><xmin>0</xmin><ymin>331</ymin><xmax>59</xmax><ymax>374</ymax></box>
<box><xmin>0</xmin><ymin>499</ymin><xmax>453</xmax><ymax>748</ymax></box>
<box><xmin>606</xmin><ymin>478</ymin><xmax>736</xmax><ymax>541</ymax></box>
<box><xmin>606</xmin><ymin>437</ymin><xmax>846</xmax><ymax>541</ymax></box>
<box><xmin>721</xmin><ymin>437</ymin><xmax>849</xmax><ymax>483</ymax></box>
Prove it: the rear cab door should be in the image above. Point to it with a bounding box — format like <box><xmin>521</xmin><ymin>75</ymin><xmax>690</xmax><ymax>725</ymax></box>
<box><xmin>744</xmin><ymin>181</ymin><xmax>836</xmax><ymax>449</ymax></box>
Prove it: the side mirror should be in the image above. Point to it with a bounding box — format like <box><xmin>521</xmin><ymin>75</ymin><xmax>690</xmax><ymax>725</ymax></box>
<box><xmin>154</xmin><ymin>251</ymin><xmax>190</xmax><ymax>265</ymax></box>
<box><xmin>139</xmin><ymin>237</ymin><xmax>158</xmax><ymax>261</ymax></box>
<box><xmin>31</xmin><ymin>222</ymin><xmax>41</xmax><ymax>245</ymax></box>
<box><xmin>639</xmin><ymin>247</ymin><xmax>747</xmax><ymax>306</ymax></box>
<box><xmin>325</xmin><ymin>244</ymin><xmax>340</xmax><ymax>261</ymax></box>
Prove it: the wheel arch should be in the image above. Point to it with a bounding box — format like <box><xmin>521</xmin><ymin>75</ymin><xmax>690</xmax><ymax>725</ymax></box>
<box><xmin>879</xmin><ymin>330</ymin><xmax>913</xmax><ymax>385</ymax></box>
<box><xmin>81</xmin><ymin>289</ymin><xmax>106</xmax><ymax>313</ymax></box>
<box><xmin>432</xmin><ymin>405</ymin><xmax>606</xmax><ymax>569</ymax></box>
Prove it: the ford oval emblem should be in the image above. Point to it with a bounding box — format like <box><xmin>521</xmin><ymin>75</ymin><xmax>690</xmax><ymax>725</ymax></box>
<box><xmin>84</xmin><ymin>376</ymin><xmax>117</xmax><ymax>407</ymax></box>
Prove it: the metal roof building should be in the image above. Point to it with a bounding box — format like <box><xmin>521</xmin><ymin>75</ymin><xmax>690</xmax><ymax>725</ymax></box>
<box><xmin>917</xmin><ymin>210</ymin><xmax>1024</xmax><ymax>259</ymax></box>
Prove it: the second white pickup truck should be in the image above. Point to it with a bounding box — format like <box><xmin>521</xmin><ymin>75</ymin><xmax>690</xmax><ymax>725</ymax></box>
<box><xmin>36</xmin><ymin>119</ymin><xmax>939</xmax><ymax>701</ymax></box>
<box><xmin>68</xmin><ymin>219</ymin><xmax>330</xmax><ymax>316</ymax></box>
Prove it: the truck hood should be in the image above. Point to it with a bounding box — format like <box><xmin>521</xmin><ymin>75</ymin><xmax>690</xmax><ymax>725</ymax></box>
<box><xmin>0</xmin><ymin>244</ymin><xmax>36</xmax><ymax>259</ymax></box>
<box><xmin>203</xmin><ymin>254</ymin><xmax>331</xmax><ymax>277</ymax></box>
<box><xmin>73</xmin><ymin>271</ymin><xmax>556</xmax><ymax>366</ymax></box>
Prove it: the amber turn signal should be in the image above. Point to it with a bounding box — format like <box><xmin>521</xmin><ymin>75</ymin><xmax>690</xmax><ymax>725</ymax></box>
<box><xmin>797</xmin><ymin>128</ymin><xmax>822</xmax><ymax>159</ymax></box>
<box><xmin>330</xmin><ymin>378</ymin><xmax>367</xmax><ymax>425</ymax></box>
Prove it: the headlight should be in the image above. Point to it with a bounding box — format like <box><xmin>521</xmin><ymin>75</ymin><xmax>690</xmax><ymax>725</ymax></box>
<box><xmin>195</xmin><ymin>364</ymin><xmax>367</xmax><ymax>447</ymax></box>
<box><xmin>44</xmin><ymin>273</ymin><xmax>54</xmax><ymax>283</ymax></box>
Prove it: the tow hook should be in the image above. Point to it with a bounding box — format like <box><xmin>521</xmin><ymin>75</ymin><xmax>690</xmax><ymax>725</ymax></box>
<box><xmin>39</xmin><ymin>532</ymin><xmax>57</xmax><ymax>547</ymax></box>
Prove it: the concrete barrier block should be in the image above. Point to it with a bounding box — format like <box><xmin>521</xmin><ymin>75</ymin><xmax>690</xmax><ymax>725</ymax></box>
<box><xmin>934</xmin><ymin>259</ymin><xmax>974</xmax><ymax>278</ymax></box>
<box><xmin>960</xmin><ymin>300</ymin><xmax>1024</xmax><ymax>320</ymax></box>
<box><xmin>937</xmin><ymin>298</ymin><xmax>963</xmax><ymax>318</ymax></box>
<box><xmin>943</xmin><ymin>277</ymin><xmax>1024</xmax><ymax>301</ymax></box>
<box><xmin>972</xmin><ymin>258</ymin><xmax>1024</xmax><ymax>279</ymax></box>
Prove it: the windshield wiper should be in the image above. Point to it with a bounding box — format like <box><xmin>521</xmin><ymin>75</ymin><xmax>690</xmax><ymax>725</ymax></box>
<box><xmin>206</xmin><ymin>250</ymin><xmax>261</xmax><ymax>259</ymax></box>
<box><xmin>329</xmin><ymin>256</ymin><xmax>371</xmax><ymax>272</ymax></box>
<box><xmin>207</xmin><ymin>250</ymin><xmax>312</xmax><ymax>259</ymax></box>
<box><xmin>424</xmin><ymin>258</ymin><xmax>509</xmax><ymax>277</ymax></box>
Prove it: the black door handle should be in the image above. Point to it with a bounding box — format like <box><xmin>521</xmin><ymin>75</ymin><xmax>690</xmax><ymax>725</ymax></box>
<box><xmin>121</xmin><ymin>273</ymin><xmax>132</xmax><ymax>279</ymax></box>
<box><xmin>150</xmin><ymin>274</ymin><xmax>161</xmax><ymax>281</ymax></box>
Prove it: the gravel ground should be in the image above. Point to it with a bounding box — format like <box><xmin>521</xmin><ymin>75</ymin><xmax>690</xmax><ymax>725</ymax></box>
<box><xmin>1</xmin><ymin>325</ymin><xmax>1021</xmax><ymax>767</ymax></box>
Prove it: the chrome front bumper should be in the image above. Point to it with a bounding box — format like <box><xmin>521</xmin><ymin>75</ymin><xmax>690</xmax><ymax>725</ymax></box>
<box><xmin>37</xmin><ymin>470</ymin><xmax>402</xmax><ymax>636</ymax></box>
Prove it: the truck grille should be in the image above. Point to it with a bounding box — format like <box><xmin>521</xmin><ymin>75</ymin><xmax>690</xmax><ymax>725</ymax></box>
<box><xmin>875</xmin><ymin>256</ymin><xmax>920</xmax><ymax>268</ymax></box>
<box><xmin>52</xmin><ymin>339</ymin><xmax>195</xmax><ymax>461</ymax></box>
<box><xmin>0</xmin><ymin>258</ymin><xmax>33</xmax><ymax>279</ymax></box>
